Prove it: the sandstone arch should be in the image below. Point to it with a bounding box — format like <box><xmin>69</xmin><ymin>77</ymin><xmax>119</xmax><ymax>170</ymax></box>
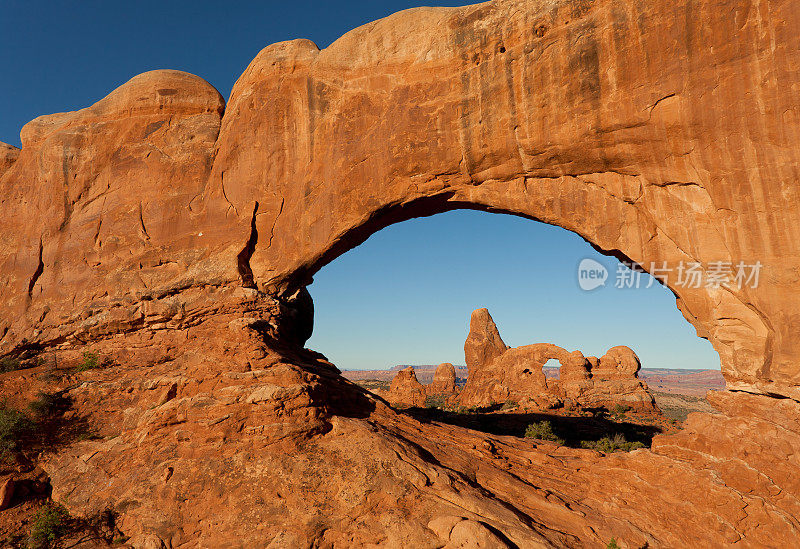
<box><xmin>0</xmin><ymin>1</ymin><xmax>799</xmax><ymax>546</ymax></box>
<box><xmin>205</xmin><ymin>0</ymin><xmax>800</xmax><ymax>398</ymax></box>
<box><xmin>0</xmin><ymin>0</ymin><xmax>798</xmax><ymax>400</ymax></box>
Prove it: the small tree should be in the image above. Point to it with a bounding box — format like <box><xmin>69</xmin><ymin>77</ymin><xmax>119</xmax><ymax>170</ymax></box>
<box><xmin>27</xmin><ymin>503</ymin><xmax>69</xmax><ymax>548</ymax></box>
<box><xmin>524</xmin><ymin>421</ymin><xmax>565</xmax><ymax>445</ymax></box>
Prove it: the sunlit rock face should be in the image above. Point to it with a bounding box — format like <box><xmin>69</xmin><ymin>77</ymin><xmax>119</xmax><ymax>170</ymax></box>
<box><xmin>387</xmin><ymin>366</ymin><xmax>427</xmax><ymax>407</ymax></box>
<box><xmin>2</xmin><ymin>0</ymin><xmax>800</xmax><ymax>545</ymax></box>
<box><xmin>427</xmin><ymin>362</ymin><xmax>459</xmax><ymax>398</ymax></box>
<box><xmin>457</xmin><ymin>308</ymin><xmax>656</xmax><ymax>410</ymax></box>
<box><xmin>2</xmin><ymin>0</ymin><xmax>798</xmax><ymax>397</ymax></box>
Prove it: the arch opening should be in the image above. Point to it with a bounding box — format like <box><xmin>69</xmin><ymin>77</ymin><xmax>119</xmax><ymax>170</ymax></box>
<box><xmin>304</xmin><ymin>209</ymin><xmax>722</xmax><ymax>429</ymax></box>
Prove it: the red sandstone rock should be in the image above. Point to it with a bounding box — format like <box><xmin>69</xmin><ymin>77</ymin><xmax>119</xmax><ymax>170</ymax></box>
<box><xmin>426</xmin><ymin>362</ymin><xmax>458</xmax><ymax>398</ymax></box>
<box><xmin>578</xmin><ymin>346</ymin><xmax>657</xmax><ymax>410</ymax></box>
<box><xmin>386</xmin><ymin>366</ymin><xmax>427</xmax><ymax>407</ymax></box>
<box><xmin>0</xmin><ymin>477</ymin><xmax>13</xmax><ymax>511</ymax></box>
<box><xmin>1</xmin><ymin>0</ymin><xmax>798</xmax><ymax>396</ymax></box>
<box><xmin>0</xmin><ymin>143</ymin><xmax>18</xmax><ymax>177</ymax></box>
<box><xmin>464</xmin><ymin>309</ymin><xmax>509</xmax><ymax>371</ymax></box>
<box><xmin>458</xmin><ymin>309</ymin><xmax>655</xmax><ymax>411</ymax></box>
<box><xmin>0</xmin><ymin>0</ymin><xmax>799</xmax><ymax>546</ymax></box>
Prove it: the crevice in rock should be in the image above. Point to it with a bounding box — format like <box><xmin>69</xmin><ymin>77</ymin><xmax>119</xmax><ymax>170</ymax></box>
<box><xmin>237</xmin><ymin>201</ymin><xmax>259</xmax><ymax>289</ymax></box>
<box><xmin>266</xmin><ymin>198</ymin><xmax>285</xmax><ymax>249</ymax></box>
<box><xmin>647</xmin><ymin>92</ymin><xmax>677</xmax><ymax>117</ymax></box>
<box><xmin>27</xmin><ymin>239</ymin><xmax>44</xmax><ymax>298</ymax></box>
<box><xmin>138</xmin><ymin>202</ymin><xmax>150</xmax><ymax>241</ymax></box>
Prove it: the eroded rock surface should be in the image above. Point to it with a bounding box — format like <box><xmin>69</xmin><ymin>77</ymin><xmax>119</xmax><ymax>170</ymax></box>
<box><xmin>386</xmin><ymin>366</ymin><xmax>427</xmax><ymax>407</ymax></box>
<box><xmin>458</xmin><ymin>309</ymin><xmax>656</xmax><ymax>410</ymax></box>
<box><xmin>577</xmin><ymin>346</ymin><xmax>657</xmax><ymax>410</ymax></box>
<box><xmin>0</xmin><ymin>142</ymin><xmax>19</xmax><ymax>176</ymax></box>
<box><xmin>0</xmin><ymin>0</ymin><xmax>799</xmax><ymax>546</ymax></box>
<box><xmin>5</xmin><ymin>346</ymin><xmax>798</xmax><ymax>548</ymax></box>
<box><xmin>427</xmin><ymin>362</ymin><xmax>458</xmax><ymax>397</ymax></box>
<box><xmin>3</xmin><ymin>0</ymin><xmax>800</xmax><ymax>396</ymax></box>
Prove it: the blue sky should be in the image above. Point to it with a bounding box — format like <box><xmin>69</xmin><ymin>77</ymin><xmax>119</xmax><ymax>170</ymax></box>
<box><xmin>0</xmin><ymin>0</ymin><xmax>474</xmax><ymax>147</ymax></box>
<box><xmin>1</xmin><ymin>1</ymin><xmax>721</xmax><ymax>371</ymax></box>
<box><xmin>308</xmin><ymin>211</ymin><xmax>721</xmax><ymax>370</ymax></box>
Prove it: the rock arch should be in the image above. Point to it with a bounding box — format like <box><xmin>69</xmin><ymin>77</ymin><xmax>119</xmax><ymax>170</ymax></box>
<box><xmin>0</xmin><ymin>1</ymin><xmax>799</xmax><ymax>546</ymax></box>
<box><xmin>0</xmin><ymin>0</ymin><xmax>798</xmax><ymax>402</ymax></box>
<box><xmin>205</xmin><ymin>0</ymin><xmax>800</xmax><ymax>397</ymax></box>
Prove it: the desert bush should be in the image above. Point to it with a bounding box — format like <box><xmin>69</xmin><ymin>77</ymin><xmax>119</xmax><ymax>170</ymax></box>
<box><xmin>610</xmin><ymin>404</ymin><xmax>631</xmax><ymax>416</ymax></box>
<box><xmin>0</xmin><ymin>357</ymin><xmax>22</xmax><ymax>373</ymax></box>
<box><xmin>75</xmin><ymin>351</ymin><xmax>100</xmax><ymax>372</ymax></box>
<box><xmin>453</xmin><ymin>405</ymin><xmax>483</xmax><ymax>415</ymax></box>
<box><xmin>524</xmin><ymin>421</ymin><xmax>565</xmax><ymax>445</ymax></box>
<box><xmin>606</xmin><ymin>539</ymin><xmax>621</xmax><ymax>549</ymax></box>
<box><xmin>27</xmin><ymin>503</ymin><xmax>70</xmax><ymax>549</ymax></box>
<box><xmin>581</xmin><ymin>433</ymin><xmax>645</xmax><ymax>453</ymax></box>
<box><xmin>0</xmin><ymin>404</ymin><xmax>35</xmax><ymax>454</ymax></box>
<box><xmin>28</xmin><ymin>392</ymin><xmax>70</xmax><ymax>421</ymax></box>
<box><xmin>424</xmin><ymin>395</ymin><xmax>449</xmax><ymax>409</ymax></box>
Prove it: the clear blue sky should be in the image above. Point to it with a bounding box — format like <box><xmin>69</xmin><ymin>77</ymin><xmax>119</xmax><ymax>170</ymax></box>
<box><xmin>308</xmin><ymin>211</ymin><xmax>721</xmax><ymax>371</ymax></box>
<box><xmin>0</xmin><ymin>0</ymin><xmax>474</xmax><ymax>147</ymax></box>
<box><xmin>1</xmin><ymin>1</ymin><xmax>721</xmax><ymax>371</ymax></box>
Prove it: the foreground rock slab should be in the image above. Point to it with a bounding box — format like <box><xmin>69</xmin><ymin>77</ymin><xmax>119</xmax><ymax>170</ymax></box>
<box><xmin>18</xmin><ymin>339</ymin><xmax>800</xmax><ymax>547</ymax></box>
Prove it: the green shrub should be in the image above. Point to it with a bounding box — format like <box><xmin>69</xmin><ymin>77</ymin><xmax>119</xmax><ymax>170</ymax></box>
<box><xmin>27</xmin><ymin>503</ymin><xmax>70</xmax><ymax>549</ymax></box>
<box><xmin>606</xmin><ymin>539</ymin><xmax>621</xmax><ymax>549</ymax></box>
<box><xmin>0</xmin><ymin>405</ymin><xmax>35</xmax><ymax>453</ymax></box>
<box><xmin>524</xmin><ymin>421</ymin><xmax>565</xmax><ymax>445</ymax></box>
<box><xmin>28</xmin><ymin>392</ymin><xmax>68</xmax><ymax>420</ymax></box>
<box><xmin>424</xmin><ymin>394</ymin><xmax>450</xmax><ymax>409</ymax></box>
<box><xmin>452</xmin><ymin>405</ymin><xmax>482</xmax><ymax>415</ymax></box>
<box><xmin>581</xmin><ymin>433</ymin><xmax>645</xmax><ymax>453</ymax></box>
<box><xmin>0</xmin><ymin>357</ymin><xmax>22</xmax><ymax>373</ymax></box>
<box><xmin>610</xmin><ymin>404</ymin><xmax>631</xmax><ymax>416</ymax></box>
<box><xmin>75</xmin><ymin>351</ymin><xmax>100</xmax><ymax>372</ymax></box>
